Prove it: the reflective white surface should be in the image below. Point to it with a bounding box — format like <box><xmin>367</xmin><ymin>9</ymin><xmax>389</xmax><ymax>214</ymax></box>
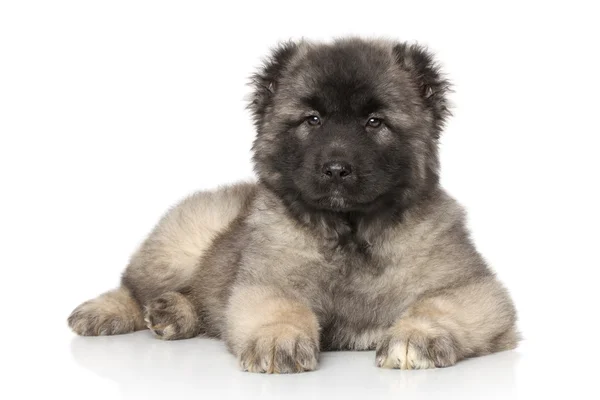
<box><xmin>15</xmin><ymin>330</ymin><xmax>591</xmax><ymax>400</ymax></box>
<box><xmin>70</xmin><ymin>332</ymin><xmax>521</xmax><ymax>399</ymax></box>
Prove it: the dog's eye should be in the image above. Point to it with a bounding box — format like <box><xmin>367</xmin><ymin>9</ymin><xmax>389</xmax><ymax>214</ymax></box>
<box><xmin>306</xmin><ymin>115</ymin><xmax>321</xmax><ymax>126</ymax></box>
<box><xmin>366</xmin><ymin>117</ymin><xmax>383</xmax><ymax>128</ymax></box>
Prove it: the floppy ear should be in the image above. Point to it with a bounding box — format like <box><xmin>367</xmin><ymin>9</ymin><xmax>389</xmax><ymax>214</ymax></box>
<box><xmin>248</xmin><ymin>41</ymin><xmax>300</xmax><ymax>127</ymax></box>
<box><xmin>393</xmin><ymin>43</ymin><xmax>451</xmax><ymax>138</ymax></box>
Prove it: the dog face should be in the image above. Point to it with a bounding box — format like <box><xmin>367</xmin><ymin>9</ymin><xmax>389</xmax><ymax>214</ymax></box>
<box><xmin>250</xmin><ymin>38</ymin><xmax>450</xmax><ymax>214</ymax></box>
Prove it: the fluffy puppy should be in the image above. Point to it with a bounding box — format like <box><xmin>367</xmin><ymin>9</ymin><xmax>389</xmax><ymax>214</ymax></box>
<box><xmin>68</xmin><ymin>38</ymin><xmax>518</xmax><ymax>373</ymax></box>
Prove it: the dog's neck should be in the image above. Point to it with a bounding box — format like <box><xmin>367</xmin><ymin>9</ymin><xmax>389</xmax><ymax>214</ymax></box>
<box><xmin>265</xmin><ymin>181</ymin><xmax>434</xmax><ymax>254</ymax></box>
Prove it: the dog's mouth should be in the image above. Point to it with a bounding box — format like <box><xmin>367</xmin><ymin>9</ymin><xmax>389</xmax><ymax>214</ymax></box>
<box><xmin>294</xmin><ymin>172</ymin><xmax>386</xmax><ymax>212</ymax></box>
<box><xmin>321</xmin><ymin>192</ymin><xmax>350</xmax><ymax>210</ymax></box>
<box><xmin>303</xmin><ymin>184</ymin><xmax>398</xmax><ymax>213</ymax></box>
<box><xmin>305</xmin><ymin>192</ymin><xmax>363</xmax><ymax>212</ymax></box>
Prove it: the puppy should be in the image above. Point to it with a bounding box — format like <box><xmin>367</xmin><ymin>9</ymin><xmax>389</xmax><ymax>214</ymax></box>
<box><xmin>69</xmin><ymin>38</ymin><xmax>518</xmax><ymax>373</ymax></box>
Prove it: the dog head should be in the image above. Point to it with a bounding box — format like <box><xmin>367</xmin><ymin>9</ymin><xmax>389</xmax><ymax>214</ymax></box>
<box><xmin>249</xmin><ymin>38</ymin><xmax>450</xmax><ymax>215</ymax></box>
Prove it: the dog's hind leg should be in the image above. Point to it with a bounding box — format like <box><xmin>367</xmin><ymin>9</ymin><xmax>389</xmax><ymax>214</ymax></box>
<box><xmin>68</xmin><ymin>286</ymin><xmax>145</xmax><ymax>336</ymax></box>
<box><xmin>67</xmin><ymin>182</ymin><xmax>256</xmax><ymax>337</ymax></box>
<box><xmin>143</xmin><ymin>291</ymin><xmax>200</xmax><ymax>340</ymax></box>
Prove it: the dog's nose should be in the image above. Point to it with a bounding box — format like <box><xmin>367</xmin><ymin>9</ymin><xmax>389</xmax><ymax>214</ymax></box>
<box><xmin>321</xmin><ymin>161</ymin><xmax>353</xmax><ymax>180</ymax></box>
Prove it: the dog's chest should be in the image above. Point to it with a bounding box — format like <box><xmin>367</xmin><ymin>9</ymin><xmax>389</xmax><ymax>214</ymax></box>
<box><xmin>315</xmin><ymin>248</ymin><xmax>410</xmax><ymax>350</ymax></box>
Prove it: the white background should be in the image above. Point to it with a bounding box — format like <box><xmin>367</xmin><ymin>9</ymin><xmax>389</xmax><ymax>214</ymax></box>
<box><xmin>1</xmin><ymin>1</ymin><xmax>599</xmax><ymax>399</ymax></box>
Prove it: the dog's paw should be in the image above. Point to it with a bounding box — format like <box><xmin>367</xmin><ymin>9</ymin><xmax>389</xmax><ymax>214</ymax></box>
<box><xmin>239</xmin><ymin>324</ymin><xmax>319</xmax><ymax>373</ymax></box>
<box><xmin>68</xmin><ymin>301</ymin><xmax>135</xmax><ymax>336</ymax></box>
<box><xmin>144</xmin><ymin>292</ymin><xmax>199</xmax><ymax>340</ymax></box>
<box><xmin>376</xmin><ymin>320</ymin><xmax>459</xmax><ymax>369</ymax></box>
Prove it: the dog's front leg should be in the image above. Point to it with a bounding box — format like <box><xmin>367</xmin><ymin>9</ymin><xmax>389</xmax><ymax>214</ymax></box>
<box><xmin>376</xmin><ymin>275</ymin><xmax>518</xmax><ymax>369</ymax></box>
<box><xmin>225</xmin><ymin>285</ymin><xmax>320</xmax><ymax>374</ymax></box>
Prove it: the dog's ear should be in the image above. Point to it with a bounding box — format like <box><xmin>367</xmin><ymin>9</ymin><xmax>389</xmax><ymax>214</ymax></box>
<box><xmin>248</xmin><ymin>41</ymin><xmax>300</xmax><ymax>127</ymax></box>
<box><xmin>393</xmin><ymin>43</ymin><xmax>451</xmax><ymax>138</ymax></box>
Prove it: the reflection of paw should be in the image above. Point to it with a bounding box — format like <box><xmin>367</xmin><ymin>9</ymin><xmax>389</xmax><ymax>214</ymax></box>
<box><xmin>68</xmin><ymin>301</ymin><xmax>136</xmax><ymax>336</ymax></box>
<box><xmin>239</xmin><ymin>324</ymin><xmax>319</xmax><ymax>373</ymax></box>
<box><xmin>376</xmin><ymin>321</ymin><xmax>459</xmax><ymax>369</ymax></box>
<box><xmin>144</xmin><ymin>292</ymin><xmax>199</xmax><ymax>340</ymax></box>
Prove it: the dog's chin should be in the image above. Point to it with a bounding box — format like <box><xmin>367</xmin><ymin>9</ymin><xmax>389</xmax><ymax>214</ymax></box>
<box><xmin>322</xmin><ymin>195</ymin><xmax>352</xmax><ymax>211</ymax></box>
<box><xmin>297</xmin><ymin>183</ymin><xmax>386</xmax><ymax>213</ymax></box>
<box><xmin>306</xmin><ymin>194</ymin><xmax>361</xmax><ymax>212</ymax></box>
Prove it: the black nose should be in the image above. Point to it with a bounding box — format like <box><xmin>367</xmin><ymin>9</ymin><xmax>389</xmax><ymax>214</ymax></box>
<box><xmin>321</xmin><ymin>161</ymin><xmax>353</xmax><ymax>180</ymax></box>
